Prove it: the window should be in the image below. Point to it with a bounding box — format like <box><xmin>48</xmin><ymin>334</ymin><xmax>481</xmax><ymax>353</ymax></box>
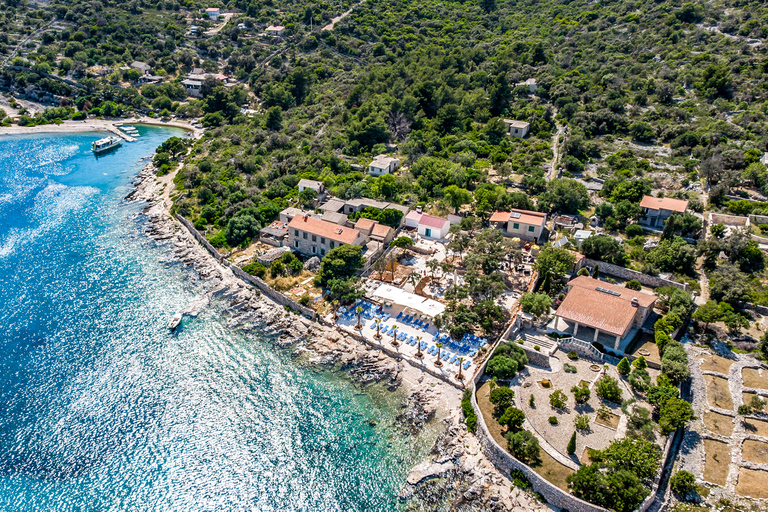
<box><xmin>312</xmin><ymin>246</ymin><xmax>317</xmax><ymax>254</ymax></box>
<box><xmin>303</xmin><ymin>232</ymin><xmax>307</xmax><ymax>239</ymax></box>
<box><xmin>294</xmin><ymin>240</ymin><xmax>299</xmax><ymax>248</ymax></box>
<box><xmin>321</xmin><ymin>237</ymin><xmax>326</xmax><ymax>245</ymax></box>
<box><xmin>294</xmin><ymin>229</ymin><xmax>299</xmax><ymax>236</ymax></box>
<box><xmin>528</xmin><ymin>226</ymin><xmax>535</xmax><ymax>232</ymax></box>
<box><xmin>312</xmin><ymin>235</ymin><xmax>317</xmax><ymax>242</ymax></box>
<box><xmin>321</xmin><ymin>248</ymin><xmax>326</xmax><ymax>256</ymax></box>
<box><xmin>513</xmin><ymin>223</ymin><xmax>519</xmax><ymax>230</ymax></box>
<box><xmin>330</xmin><ymin>241</ymin><xmax>335</xmax><ymax>249</ymax></box>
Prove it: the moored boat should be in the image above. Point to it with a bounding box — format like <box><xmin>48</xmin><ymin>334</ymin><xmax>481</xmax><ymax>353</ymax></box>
<box><xmin>92</xmin><ymin>136</ymin><xmax>121</xmax><ymax>153</ymax></box>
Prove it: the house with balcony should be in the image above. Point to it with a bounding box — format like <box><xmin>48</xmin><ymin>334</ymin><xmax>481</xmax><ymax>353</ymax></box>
<box><xmin>639</xmin><ymin>195</ymin><xmax>688</xmax><ymax>229</ymax></box>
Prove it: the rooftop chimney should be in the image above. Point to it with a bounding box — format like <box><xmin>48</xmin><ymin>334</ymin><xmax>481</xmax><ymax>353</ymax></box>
<box><xmin>416</xmin><ymin>206</ymin><xmax>423</xmax><ymax>214</ymax></box>
<box><xmin>631</xmin><ymin>297</ymin><xmax>639</xmax><ymax>307</ymax></box>
<box><xmin>303</xmin><ymin>215</ymin><xmax>308</xmax><ymax>222</ymax></box>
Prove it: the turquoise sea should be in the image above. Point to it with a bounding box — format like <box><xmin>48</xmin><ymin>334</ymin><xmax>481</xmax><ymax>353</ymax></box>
<box><xmin>0</xmin><ymin>127</ymin><xmax>433</xmax><ymax>511</ymax></box>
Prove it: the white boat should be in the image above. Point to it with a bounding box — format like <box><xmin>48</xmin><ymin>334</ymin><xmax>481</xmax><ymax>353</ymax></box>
<box><xmin>92</xmin><ymin>136</ymin><xmax>121</xmax><ymax>153</ymax></box>
<box><xmin>168</xmin><ymin>312</ymin><xmax>183</xmax><ymax>331</ymax></box>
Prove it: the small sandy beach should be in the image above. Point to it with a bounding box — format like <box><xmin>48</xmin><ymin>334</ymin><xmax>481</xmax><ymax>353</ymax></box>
<box><xmin>0</xmin><ymin>117</ymin><xmax>204</xmax><ymax>139</ymax></box>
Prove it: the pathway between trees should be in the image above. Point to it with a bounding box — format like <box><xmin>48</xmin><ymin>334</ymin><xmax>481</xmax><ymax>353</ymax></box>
<box><xmin>547</xmin><ymin>121</ymin><xmax>565</xmax><ymax>181</ymax></box>
<box><xmin>322</xmin><ymin>3</ymin><xmax>360</xmax><ymax>31</ymax></box>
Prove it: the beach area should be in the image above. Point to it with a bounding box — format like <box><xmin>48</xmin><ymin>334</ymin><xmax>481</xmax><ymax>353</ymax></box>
<box><xmin>0</xmin><ymin>117</ymin><xmax>204</xmax><ymax>140</ymax></box>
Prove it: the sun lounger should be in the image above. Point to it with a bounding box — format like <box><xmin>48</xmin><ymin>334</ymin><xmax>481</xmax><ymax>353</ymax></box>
<box><xmin>463</xmin><ymin>360</ymin><xmax>471</xmax><ymax>370</ymax></box>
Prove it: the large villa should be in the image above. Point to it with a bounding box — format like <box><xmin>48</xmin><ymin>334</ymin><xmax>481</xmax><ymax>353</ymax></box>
<box><xmin>547</xmin><ymin>276</ymin><xmax>657</xmax><ymax>354</ymax></box>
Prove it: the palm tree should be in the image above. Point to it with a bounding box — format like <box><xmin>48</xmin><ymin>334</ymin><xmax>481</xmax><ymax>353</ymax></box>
<box><xmin>457</xmin><ymin>357</ymin><xmax>464</xmax><ymax>380</ymax></box>
<box><xmin>486</xmin><ymin>376</ymin><xmax>497</xmax><ymax>396</ymax></box>
<box><xmin>355</xmin><ymin>306</ymin><xmax>363</xmax><ymax>330</ymax></box>
<box><xmin>391</xmin><ymin>325</ymin><xmax>400</xmax><ymax>347</ymax></box>
<box><xmin>415</xmin><ymin>335</ymin><xmax>423</xmax><ymax>359</ymax></box>
<box><xmin>374</xmin><ymin>318</ymin><xmax>382</xmax><ymax>340</ymax></box>
<box><xmin>407</xmin><ymin>271</ymin><xmax>421</xmax><ymax>291</ymax></box>
<box><xmin>435</xmin><ymin>342</ymin><xmax>443</xmax><ymax>367</ymax></box>
<box><xmin>426</xmin><ymin>259</ymin><xmax>440</xmax><ymax>282</ymax></box>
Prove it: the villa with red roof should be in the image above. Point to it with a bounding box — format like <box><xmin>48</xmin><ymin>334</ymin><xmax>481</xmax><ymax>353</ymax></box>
<box><xmin>550</xmin><ymin>276</ymin><xmax>657</xmax><ymax>353</ymax></box>
<box><xmin>288</xmin><ymin>214</ymin><xmax>366</xmax><ymax>257</ymax></box>
<box><xmin>639</xmin><ymin>195</ymin><xmax>688</xmax><ymax>229</ymax></box>
<box><xmin>404</xmin><ymin>210</ymin><xmax>451</xmax><ymax>239</ymax></box>
<box><xmin>490</xmin><ymin>208</ymin><xmax>547</xmax><ymax>242</ymax></box>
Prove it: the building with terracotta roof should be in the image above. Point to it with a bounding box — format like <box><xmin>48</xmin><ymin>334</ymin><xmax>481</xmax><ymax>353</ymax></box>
<box><xmin>405</xmin><ymin>210</ymin><xmax>451</xmax><ymax>239</ymax></box>
<box><xmin>288</xmin><ymin>214</ymin><xmax>365</xmax><ymax>257</ymax></box>
<box><xmin>550</xmin><ymin>276</ymin><xmax>657</xmax><ymax>353</ymax></box>
<box><xmin>490</xmin><ymin>208</ymin><xmax>547</xmax><ymax>242</ymax></box>
<box><xmin>205</xmin><ymin>7</ymin><xmax>220</xmax><ymax>20</ymax></box>
<box><xmin>639</xmin><ymin>195</ymin><xmax>688</xmax><ymax>228</ymax></box>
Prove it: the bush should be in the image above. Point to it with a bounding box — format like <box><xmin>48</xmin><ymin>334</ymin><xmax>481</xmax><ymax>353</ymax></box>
<box><xmin>625</xmin><ymin>279</ymin><xmax>642</xmax><ymax>291</ymax></box>
<box><xmin>596</xmin><ymin>375</ymin><xmax>623</xmax><ymax>403</ymax></box>
<box><xmin>567</xmin><ymin>351</ymin><xmax>579</xmax><ymax>360</ymax></box>
<box><xmin>549</xmin><ymin>416</ymin><xmax>559</xmax><ymax>425</ymax></box>
<box><xmin>571</xmin><ymin>384</ymin><xmax>591</xmax><ymax>404</ymax></box>
<box><xmin>624</xmin><ymin>224</ymin><xmax>644</xmax><ymax>238</ymax></box>
<box><xmin>574</xmin><ymin>414</ymin><xmax>590</xmax><ymax>431</ymax></box>
<box><xmin>529</xmin><ymin>394</ymin><xmax>535</xmax><ymax>407</ymax></box>
<box><xmin>461</xmin><ymin>389</ymin><xmax>477</xmax><ymax>433</ymax></box>
<box><xmin>670</xmin><ymin>470</ymin><xmax>696</xmax><ymax>495</ymax></box>
<box><xmin>550</xmin><ymin>389</ymin><xmax>568</xmax><ymax>409</ymax></box>
<box><xmin>510</xmin><ymin>469</ymin><xmax>532</xmax><ymax>490</ymax></box>
<box><xmin>661</xmin><ymin>341</ymin><xmax>690</xmax><ymax>383</ymax></box>
<box><xmin>242</xmin><ymin>261</ymin><xmax>267</xmax><ymax>278</ymax></box>
<box><xmin>617</xmin><ymin>357</ymin><xmax>631</xmax><ymax>376</ymax></box>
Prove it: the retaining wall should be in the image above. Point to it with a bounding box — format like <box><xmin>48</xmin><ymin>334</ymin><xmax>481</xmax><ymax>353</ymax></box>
<box><xmin>176</xmin><ymin>214</ymin><xmax>317</xmax><ymax>321</ymax></box>
<box><xmin>577</xmin><ymin>258</ymin><xmax>688</xmax><ymax>291</ymax></box>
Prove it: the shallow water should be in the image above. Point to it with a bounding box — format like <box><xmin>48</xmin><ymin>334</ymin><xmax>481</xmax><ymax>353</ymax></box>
<box><xmin>0</xmin><ymin>128</ymin><xmax>433</xmax><ymax>511</ymax></box>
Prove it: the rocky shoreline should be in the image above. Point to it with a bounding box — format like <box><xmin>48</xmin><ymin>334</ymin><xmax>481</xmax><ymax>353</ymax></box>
<box><xmin>126</xmin><ymin>161</ymin><xmax>553</xmax><ymax>511</ymax></box>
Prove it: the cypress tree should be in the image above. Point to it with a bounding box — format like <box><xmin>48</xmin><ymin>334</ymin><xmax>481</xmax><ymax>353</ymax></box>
<box><xmin>567</xmin><ymin>431</ymin><xmax>576</xmax><ymax>455</ymax></box>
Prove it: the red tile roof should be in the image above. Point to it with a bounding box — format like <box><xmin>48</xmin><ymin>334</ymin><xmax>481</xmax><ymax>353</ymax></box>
<box><xmin>555</xmin><ymin>276</ymin><xmax>657</xmax><ymax>336</ymax></box>
<box><xmin>406</xmin><ymin>211</ymin><xmax>449</xmax><ymax>229</ymax></box>
<box><xmin>639</xmin><ymin>195</ymin><xmax>688</xmax><ymax>213</ymax></box>
<box><xmin>490</xmin><ymin>211</ymin><xmax>510</xmax><ymax>223</ymax></box>
<box><xmin>491</xmin><ymin>209</ymin><xmax>547</xmax><ymax>226</ymax></box>
<box><xmin>289</xmin><ymin>215</ymin><xmax>361</xmax><ymax>244</ymax></box>
<box><xmin>371</xmin><ymin>223</ymin><xmax>393</xmax><ymax>238</ymax></box>
<box><xmin>354</xmin><ymin>218</ymin><xmax>376</xmax><ymax>232</ymax></box>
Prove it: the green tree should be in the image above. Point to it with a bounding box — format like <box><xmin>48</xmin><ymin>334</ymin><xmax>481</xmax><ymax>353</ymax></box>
<box><xmin>571</xmin><ymin>384</ymin><xmax>591</xmax><ymax>404</ymax></box>
<box><xmin>499</xmin><ymin>406</ymin><xmax>525</xmax><ymax>433</ymax></box>
<box><xmin>670</xmin><ymin>470</ymin><xmax>696</xmax><ymax>495</ymax></box>
<box><xmin>444</xmin><ymin>185</ymin><xmax>472</xmax><ymax>213</ymax></box>
<box><xmin>538</xmin><ymin>178</ymin><xmax>590</xmax><ymax>214</ymax></box>
<box><xmin>567</xmin><ymin>431</ymin><xmax>577</xmax><ymax>455</ymax></box>
<box><xmin>489</xmin><ymin>386</ymin><xmax>515</xmax><ymax>417</ymax></box>
<box><xmin>318</xmin><ymin>245</ymin><xmax>364</xmax><ymax>286</ymax></box>
<box><xmin>617</xmin><ymin>357</ymin><xmax>631</xmax><ymax>376</ymax></box>
<box><xmin>266</xmin><ymin>106</ymin><xmax>283</xmax><ymax>131</ymax></box>
<box><xmin>519</xmin><ymin>292</ymin><xmax>552</xmax><ymax>318</ymax></box>
<box><xmin>535</xmin><ymin>247</ymin><xmax>576</xmax><ymax>294</ymax></box>
<box><xmin>581</xmin><ymin>236</ymin><xmax>627</xmax><ymax>266</ymax></box>
<box><xmin>506</xmin><ymin>430</ymin><xmax>540</xmax><ymax>464</ymax></box>
<box><xmin>659</xmin><ymin>397</ymin><xmax>695</xmax><ymax>435</ymax></box>
<box><xmin>595</xmin><ymin>375</ymin><xmax>623</xmax><ymax>403</ymax></box>
<box><xmin>550</xmin><ymin>389</ymin><xmax>568</xmax><ymax>409</ymax></box>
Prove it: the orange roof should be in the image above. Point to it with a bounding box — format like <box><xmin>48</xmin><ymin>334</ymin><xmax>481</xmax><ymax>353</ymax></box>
<box><xmin>555</xmin><ymin>276</ymin><xmax>657</xmax><ymax>336</ymax></box>
<box><xmin>639</xmin><ymin>195</ymin><xmax>688</xmax><ymax>213</ymax></box>
<box><xmin>492</xmin><ymin>209</ymin><xmax>547</xmax><ymax>226</ymax></box>
<box><xmin>289</xmin><ymin>215</ymin><xmax>361</xmax><ymax>244</ymax></box>
<box><xmin>371</xmin><ymin>223</ymin><xmax>393</xmax><ymax>238</ymax></box>
<box><xmin>354</xmin><ymin>218</ymin><xmax>377</xmax><ymax>232</ymax></box>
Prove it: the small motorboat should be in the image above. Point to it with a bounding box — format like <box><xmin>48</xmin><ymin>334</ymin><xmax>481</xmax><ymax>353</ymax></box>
<box><xmin>168</xmin><ymin>312</ymin><xmax>183</xmax><ymax>331</ymax></box>
<box><xmin>92</xmin><ymin>136</ymin><xmax>121</xmax><ymax>153</ymax></box>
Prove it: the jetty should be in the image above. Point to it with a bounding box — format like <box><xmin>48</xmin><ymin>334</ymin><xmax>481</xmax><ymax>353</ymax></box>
<box><xmin>108</xmin><ymin>124</ymin><xmax>136</xmax><ymax>142</ymax></box>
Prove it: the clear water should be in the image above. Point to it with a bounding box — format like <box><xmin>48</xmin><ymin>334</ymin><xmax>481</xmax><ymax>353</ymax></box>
<box><xmin>0</xmin><ymin>127</ymin><xmax>431</xmax><ymax>511</ymax></box>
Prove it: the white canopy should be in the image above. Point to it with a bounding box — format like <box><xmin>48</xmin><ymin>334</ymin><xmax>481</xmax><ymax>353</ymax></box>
<box><xmin>371</xmin><ymin>285</ymin><xmax>446</xmax><ymax>318</ymax></box>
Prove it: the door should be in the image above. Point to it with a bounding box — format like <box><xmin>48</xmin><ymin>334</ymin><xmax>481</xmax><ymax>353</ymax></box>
<box><xmin>425</xmin><ymin>228</ymin><xmax>432</xmax><ymax>237</ymax></box>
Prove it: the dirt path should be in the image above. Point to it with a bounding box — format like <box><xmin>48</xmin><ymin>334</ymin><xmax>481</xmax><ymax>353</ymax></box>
<box><xmin>3</xmin><ymin>18</ymin><xmax>57</xmax><ymax>67</ymax></box>
<box><xmin>547</xmin><ymin>121</ymin><xmax>565</xmax><ymax>181</ymax></box>
<box><xmin>322</xmin><ymin>3</ymin><xmax>360</xmax><ymax>31</ymax></box>
<box><xmin>204</xmin><ymin>13</ymin><xmax>234</xmax><ymax>36</ymax></box>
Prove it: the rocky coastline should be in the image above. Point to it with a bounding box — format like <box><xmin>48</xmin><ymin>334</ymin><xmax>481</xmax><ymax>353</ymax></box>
<box><xmin>126</xmin><ymin>161</ymin><xmax>554</xmax><ymax>512</ymax></box>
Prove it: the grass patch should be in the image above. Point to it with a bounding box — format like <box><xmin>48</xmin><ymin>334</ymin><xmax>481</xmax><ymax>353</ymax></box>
<box><xmin>742</xmin><ymin>368</ymin><xmax>768</xmax><ymax>390</ymax></box>
<box><xmin>697</xmin><ymin>354</ymin><xmax>734</xmax><ymax>375</ymax></box>
<box><xmin>704</xmin><ymin>374</ymin><xmax>734</xmax><ymax>410</ymax></box>
<box><xmin>702</xmin><ymin>412</ymin><xmax>734</xmax><ymax>437</ymax></box>
<box><xmin>743</xmin><ymin>417</ymin><xmax>768</xmax><ymax>438</ymax></box>
<box><xmin>741</xmin><ymin>439</ymin><xmax>768</xmax><ymax>464</ymax></box>
<box><xmin>741</xmin><ymin>392</ymin><xmax>768</xmax><ymax>414</ymax></box>
<box><xmin>594</xmin><ymin>411</ymin><xmax>621</xmax><ymax>430</ymax></box>
<box><xmin>735</xmin><ymin>468</ymin><xmax>768</xmax><ymax>499</ymax></box>
<box><xmin>703</xmin><ymin>439</ymin><xmax>730</xmax><ymax>486</ymax></box>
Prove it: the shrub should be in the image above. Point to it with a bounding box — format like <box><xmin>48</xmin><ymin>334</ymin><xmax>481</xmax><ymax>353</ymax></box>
<box><xmin>550</xmin><ymin>389</ymin><xmax>568</xmax><ymax>409</ymax></box>
<box><xmin>510</xmin><ymin>469</ymin><xmax>532</xmax><ymax>490</ymax></box>
<box><xmin>549</xmin><ymin>416</ymin><xmax>559</xmax><ymax>425</ymax></box>
<box><xmin>670</xmin><ymin>470</ymin><xmax>696</xmax><ymax>495</ymax></box>
<box><xmin>567</xmin><ymin>431</ymin><xmax>577</xmax><ymax>454</ymax></box>
<box><xmin>534</xmin><ymin>345</ymin><xmax>540</xmax><ymax>351</ymax></box>
<box><xmin>661</xmin><ymin>341</ymin><xmax>690</xmax><ymax>383</ymax></box>
<box><xmin>596</xmin><ymin>375</ymin><xmax>623</xmax><ymax>403</ymax></box>
<box><xmin>571</xmin><ymin>384</ymin><xmax>591</xmax><ymax>404</ymax></box>
<box><xmin>625</xmin><ymin>224</ymin><xmax>644</xmax><ymax>238</ymax></box>
<box><xmin>242</xmin><ymin>261</ymin><xmax>267</xmax><ymax>278</ymax></box>
<box><xmin>506</xmin><ymin>430</ymin><xmax>541</xmax><ymax>464</ymax></box>
<box><xmin>567</xmin><ymin>351</ymin><xmax>579</xmax><ymax>360</ymax></box>
<box><xmin>625</xmin><ymin>279</ymin><xmax>642</xmax><ymax>291</ymax></box>
<box><xmin>574</xmin><ymin>414</ymin><xmax>590</xmax><ymax>431</ymax></box>
<box><xmin>529</xmin><ymin>394</ymin><xmax>535</xmax><ymax>407</ymax></box>
<box><xmin>298</xmin><ymin>295</ymin><xmax>311</xmax><ymax>306</ymax></box>
<box><xmin>461</xmin><ymin>389</ymin><xmax>477</xmax><ymax>433</ymax></box>
<box><xmin>577</xmin><ymin>267</ymin><xmax>590</xmax><ymax>276</ymax></box>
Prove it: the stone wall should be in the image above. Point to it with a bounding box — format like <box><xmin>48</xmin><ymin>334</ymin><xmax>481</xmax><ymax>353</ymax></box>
<box><xmin>578</xmin><ymin>257</ymin><xmax>688</xmax><ymax>291</ymax></box>
<box><xmin>749</xmin><ymin>214</ymin><xmax>768</xmax><ymax>226</ymax></box>
<box><xmin>177</xmin><ymin>214</ymin><xmax>318</xmax><ymax>321</ymax></box>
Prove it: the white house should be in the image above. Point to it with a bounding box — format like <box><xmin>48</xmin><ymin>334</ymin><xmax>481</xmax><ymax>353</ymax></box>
<box><xmin>405</xmin><ymin>210</ymin><xmax>451</xmax><ymax>239</ymax></box>
<box><xmin>490</xmin><ymin>208</ymin><xmax>547</xmax><ymax>242</ymax></box>
<box><xmin>503</xmin><ymin>119</ymin><xmax>530</xmax><ymax>138</ymax></box>
<box><xmin>298</xmin><ymin>179</ymin><xmax>325</xmax><ymax>197</ymax></box>
<box><xmin>205</xmin><ymin>7</ymin><xmax>220</xmax><ymax>20</ymax></box>
<box><xmin>181</xmin><ymin>79</ymin><xmax>202</xmax><ymax>97</ymax></box>
<box><xmin>760</xmin><ymin>152</ymin><xmax>768</xmax><ymax>166</ymax></box>
<box><xmin>368</xmin><ymin>154</ymin><xmax>400</xmax><ymax>176</ymax></box>
<box><xmin>265</xmin><ymin>25</ymin><xmax>285</xmax><ymax>36</ymax></box>
<box><xmin>515</xmin><ymin>78</ymin><xmax>538</xmax><ymax>93</ymax></box>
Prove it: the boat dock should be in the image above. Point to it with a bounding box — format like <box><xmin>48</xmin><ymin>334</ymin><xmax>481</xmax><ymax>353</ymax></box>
<box><xmin>109</xmin><ymin>125</ymin><xmax>136</xmax><ymax>142</ymax></box>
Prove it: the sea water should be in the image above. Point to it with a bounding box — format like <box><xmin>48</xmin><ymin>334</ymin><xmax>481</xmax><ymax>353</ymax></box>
<box><xmin>0</xmin><ymin>127</ymin><xmax>432</xmax><ymax>511</ymax></box>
